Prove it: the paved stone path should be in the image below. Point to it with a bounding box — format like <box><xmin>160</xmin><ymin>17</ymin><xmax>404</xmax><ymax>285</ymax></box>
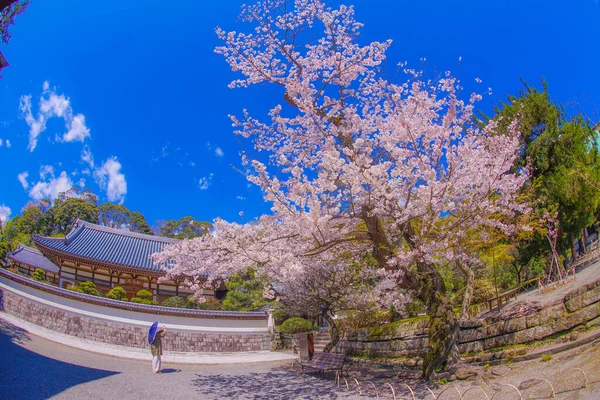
<box><xmin>0</xmin><ymin>319</ymin><xmax>361</xmax><ymax>400</ymax></box>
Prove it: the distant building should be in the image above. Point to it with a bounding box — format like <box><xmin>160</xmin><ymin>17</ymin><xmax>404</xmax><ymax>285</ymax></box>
<box><xmin>6</xmin><ymin>219</ymin><xmax>224</xmax><ymax>302</ymax></box>
<box><xmin>7</xmin><ymin>244</ymin><xmax>60</xmax><ymax>284</ymax></box>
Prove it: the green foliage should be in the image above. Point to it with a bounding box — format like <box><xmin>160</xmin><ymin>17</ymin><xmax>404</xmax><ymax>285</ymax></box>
<box><xmin>130</xmin><ymin>289</ymin><xmax>158</xmax><ymax>305</ymax></box>
<box><xmin>389</xmin><ymin>304</ymin><xmax>402</xmax><ymax>322</ymax></box>
<box><xmin>472</xmin><ymin>279</ymin><xmax>497</xmax><ymax>304</ymax></box>
<box><xmin>404</xmin><ymin>299</ymin><xmax>426</xmax><ymax>318</ymax></box>
<box><xmin>541</xmin><ymin>354</ymin><xmax>552</xmax><ymax>362</ymax></box>
<box><xmin>32</xmin><ymin>268</ymin><xmax>45</xmax><ymax>282</ymax></box>
<box><xmin>98</xmin><ymin>203</ymin><xmax>130</xmax><ymax>229</ymax></box>
<box><xmin>197</xmin><ymin>297</ymin><xmax>223</xmax><ymax>310</ymax></box>
<box><xmin>438</xmin><ymin>377</ymin><xmax>448</xmax><ymax>385</ymax></box>
<box><xmin>271</xmin><ymin>308</ymin><xmax>290</xmax><ymax>323</ymax></box>
<box><xmin>130</xmin><ymin>211</ymin><xmax>153</xmax><ymax>235</ymax></box>
<box><xmin>336</xmin><ymin>309</ymin><xmax>391</xmax><ymax>333</ymax></box>
<box><xmin>278</xmin><ymin>317</ymin><xmax>317</xmax><ymax>334</ymax></box>
<box><xmin>0</xmin><ymin>0</ymin><xmax>28</xmax><ymax>44</ymax></box>
<box><xmin>222</xmin><ymin>267</ymin><xmax>269</xmax><ymax>311</ymax></box>
<box><xmin>161</xmin><ymin>296</ymin><xmax>187</xmax><ymax>308</ymax></box>
<box><xmin>157</xmin><ymin>216</ymin><xmax>211</xmax><ymax>239</ymax></box>
<box><xmin>79</xmin><ymin>281</ymin><xmax>100</xmax><ymax>296</ymax></box>
<box><xmin>106</xmin><ymin>286</ymin><xmax>128</xmax><ymax>301</ymax></box>
<box><xmin>53</xmin><ymin>197</ymin><xmax>99</xmax><ymax>234</ymax></box>
<box><xmin>490</xmin><ymin>80</ymin><xmax>600</xmax><ymax>261</ymax></box>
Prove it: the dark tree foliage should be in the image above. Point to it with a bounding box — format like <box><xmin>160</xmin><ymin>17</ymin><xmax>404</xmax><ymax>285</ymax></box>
<box><xmin>157</xmin><ymin>216</ymin><xmax>211</xmax><ymax>239</ymax></box>
<box><xmin>0</xmin><ymin>0</ymin><xmax>28</xmax><ymax>44</ymax></box>
<box><xmin>486</xmin><ymin>80</ymin><xmax>600</xmax><ymax>260</ymax></box>
<box><xmin>129</xmin><ymin>211</ymin><xmax>153</xmax><ymax>235</ymax></box>
<box><xmin>53</xmin><ymin>198</ymin><xmax>99</xmax><ymax>234</ymax></box>
<box><xmin>222</xmin><ymin>267</ymin><xmax>269</xmax><ymax>311</ymax></box>
<box><xmin>98</xmin><ymin>203</ymin><xmax>130</xmax><ymax>229</ymax></box>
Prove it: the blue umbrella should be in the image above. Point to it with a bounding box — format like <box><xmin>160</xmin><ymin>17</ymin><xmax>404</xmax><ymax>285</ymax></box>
<box><xmin>148</xmin><ymin>321</ymin><xmax>159</xmax><ymax>344</ymax></box>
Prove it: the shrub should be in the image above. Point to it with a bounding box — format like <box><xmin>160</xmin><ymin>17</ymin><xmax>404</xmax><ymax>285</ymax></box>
<box><xmin>162</xmin><ymin>296</ymin><xmax>187</xmax><ymax>308</ymax></box>
<box><xmin>66</xmin><ymin>281</ymin><xmax>99</xmax><ymax>296</ymax></box>
<box><xmin>278</xmin><ymin>317</ymin><xmax>317</xmax><ymax>334</ymax></box>
<box><xmin>136</xmin><ymin>289</ymin><xmax>153</xmax><ymax>300</ymax></box>
<box><xmin>541</xmin><ymin>354</ymin><xmax>552</xmax><ymax>362</ymax></box>
<box><xmin>472</xmin><ymin>279</ymin><xmax>497</xmax><ymax>304</ymax></box>
<box><xmin>271</xmin><ymin>308</ymin><xmax>290</xmax><ymax>323</ymax></box>
<box><xmin>197</xmin><ymin>297</ymin><xmax>223</xmax><ymax>311</ymax></box>
<box><xmin>336</xmin><ymin>309</ymin><xmax>391</xmax><ymax>333</ymax></box>
<box><xmin>32</xmin><ymin>268</ymin><xmax>45</xmax><ymax>282</ymax></box>
<box><xmin>106</xmin><ymin>286</ymin><xmax>128</xmax><ymax>301</ymax></box>
<box><xmin>78</xmin><ymin>281</ymin><xmax>100</xmax><ymax>296</ymax></box>
<box><xmin>130</xmin><ymin>289</ymin><xmax>158</xmax><ymax>305</ymax></box>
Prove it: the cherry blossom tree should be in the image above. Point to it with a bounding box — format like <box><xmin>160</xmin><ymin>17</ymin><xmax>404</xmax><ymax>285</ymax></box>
<box><xmin>154</xmin><ymin>0</ymin><xmax>528</xmax><ymax>378</ymax></box>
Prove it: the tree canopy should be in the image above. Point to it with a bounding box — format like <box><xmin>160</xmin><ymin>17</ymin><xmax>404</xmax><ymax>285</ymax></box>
<box><xmin>157</xmin><ymin>216</ymin><xmax>211</xmax><ymax>239</ymax></box>
<box><xmin>155</xmin><ymin>0</ymin><xmax>529</xmax><ymax>378</ymax></box>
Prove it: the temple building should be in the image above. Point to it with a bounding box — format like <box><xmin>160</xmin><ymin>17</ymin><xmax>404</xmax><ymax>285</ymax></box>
<box><xmin>7</xmin><ymin>244</ymin><xmax>60</xmax><ymax>284</ymax></box>
<box><xmin>6</xmin><ymin>220</ymin><xmax>222</xmax><ymax>302</ymax></box>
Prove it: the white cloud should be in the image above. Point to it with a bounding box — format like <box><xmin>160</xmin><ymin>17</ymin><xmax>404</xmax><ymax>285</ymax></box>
<box><xmin>236</xmin><ymin>195</ymin><xmax>246</xmax><ymax>200</ymax></box>
<box><xmin>215</xmin><ymin>147</ymin><xmax>224</xmax><ymax>157</ymax></box>
<box><xmin>64</xmin><ymin>113</ymin><xmax>90</xmax><ymax>143</ymax></box>
<box><xmin>29</xmin><ymin>171</ymin><xmax>73</xmax><ymax>201</ymax></box>
<box><xmin>39</xmin><ymin>165</ymin><xmax>54</xmax><ymax>180</ymax></box>
<box><xmin>17</xmin><ymin>171</ymin><xmax>29</xmax><ymax>189</ymax></box>
<box><xmin>0</xmin><ymin>138</ymin><xmax>2</xmax><ymax>146</ymax></box>
<box><xmin>5</xmin><ymin>139</ymin><xmax>10</xmax><ymax>148</ymax></box>
<box><xmin>198</xmin><ymin>173</ymin><xmax>214</xmax><ymax>190</ymax></box>
<box><xmin>94</xmin><ymin>157</ymin><xmax>127</xmax><ymax>203</ymax></box>
<box><xmin>81</xmin><ymin>146</ymin><xmax>94</xmax><ymax>168</ymax></box>
<box><xmin>0</xmin><ymin>205</ymin><xmax>11</xmax><ymax>224</ymax></box>
<box><xmin>20</xmin><ymin>81</ymin><xmax>91</xmax><ymax>151</ymax></box>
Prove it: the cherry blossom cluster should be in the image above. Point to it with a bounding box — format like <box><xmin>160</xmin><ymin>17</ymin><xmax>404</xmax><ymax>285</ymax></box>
<box><xmin>154</xmin><ymin>0</ymin><xmax>528</xmax><ymax>305</ymax></box>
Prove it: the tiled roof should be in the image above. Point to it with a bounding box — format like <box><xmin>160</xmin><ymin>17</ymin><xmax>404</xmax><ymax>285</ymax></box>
<box><xmin>7</xmin><ymin>244</ymin><xmax>60</xmax><ymax>274</ymax></box>
<box><xmin>0</xmin><ymin>51</ymin><xmax>7</xmax><ymax>69</ymax></box>
<box><xmin>33</xmin><ymin>220</ymin><xmax>179</xmax><ymax>274</ymax></box>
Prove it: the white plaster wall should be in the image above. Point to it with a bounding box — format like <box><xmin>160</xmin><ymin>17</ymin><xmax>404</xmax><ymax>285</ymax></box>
<box><xmin>0</xmin><ymin>275</ymin><xmax>268</xmax><ymax>334</ymax></box>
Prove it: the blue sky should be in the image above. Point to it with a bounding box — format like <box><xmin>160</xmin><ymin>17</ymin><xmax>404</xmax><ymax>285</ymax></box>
<box><xmin>0</xmin><ymin>0</ymin><xmax>598</xmax><ymax>228</ymax></box>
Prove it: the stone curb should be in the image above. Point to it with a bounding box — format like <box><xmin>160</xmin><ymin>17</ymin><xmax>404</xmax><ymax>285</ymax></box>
<box><xmin>0</xmin><ymin>312</ymin><xmax>297</xmax><ymax>365</ymax></box>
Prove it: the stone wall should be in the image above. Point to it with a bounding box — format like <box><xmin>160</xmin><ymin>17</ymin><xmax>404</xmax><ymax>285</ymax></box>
<box><xmin>0</xmin><ymin>270</ymin><xmax>271</xmax><ymax>352</ymax></box>
<box><xmin>336</xmin><ymin>277</ymin><xmax>600</xmax><ymax>361</ymax></box>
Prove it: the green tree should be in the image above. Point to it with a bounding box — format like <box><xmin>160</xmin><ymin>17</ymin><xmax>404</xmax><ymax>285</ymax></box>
<box><xmin>489</xmin><ymin>80</ymin><xmax>600</xmax><ymax>261</ymax></box>
<box><xmin>53</xmin><ymin>198</ymin><xmax>99</xmax><ymax>234</ymax></box>
<box><xmin>106</xmin><ymin>286</ymin><xmax>128</xmax><ymax>301</ymax></box>
<box><xmin>0</xmin><ymin>0</ymin><xmax>28</xmax><ymax>44</ymax></box>
<box><xmin>17</xmin><ymin>204</ymin><xmax>44</xmax><ymax>235</ymax></box>
<box><xmin>161</xmin><ymin>296</ymin><xmax>187</xmax><ymax>308</ymax></box>
<box><xmin>98</xmin><ymin>203</ymin><xmax>130</xmax><ymax>229</ymax></box>
<box><xmin>222</xmin><ymin>267</ymin><xmax>268</xmax><ymax>311</ymax></box>
<box><xmin>32</xmin><ymin>268</ymin><xmax>45</xmax><ymax>282</ymax></box>
<box><xmin>130</xmin><ymin>289</ymin><xmax>158</xmax><ymax>305</ymax></box>
<box><xmin>130</xmin><ymin>211</ymin><xmax>153</xmax><ymax>235</ymax></box>
<box><xmin>157</xmin><ymin>216</ymin><xmax>211</xmax><ymax>239</ymax></box>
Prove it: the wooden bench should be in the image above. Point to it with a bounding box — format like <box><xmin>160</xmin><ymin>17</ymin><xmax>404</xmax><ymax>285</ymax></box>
<box><xmin>293</xmin><ymin>352</ymin><xmax>346</xmax><ymax>376</ymax></box>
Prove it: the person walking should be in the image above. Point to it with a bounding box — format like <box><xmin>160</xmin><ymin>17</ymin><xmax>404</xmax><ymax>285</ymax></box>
<box><xmin>151</xmin><ymin>325</ymin><xmax>167</xmax><ymax>373</ymax></box>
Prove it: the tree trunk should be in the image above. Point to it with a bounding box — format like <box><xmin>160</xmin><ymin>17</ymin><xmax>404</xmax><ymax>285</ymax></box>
<box><xmin>570</xmin><ymin>231</ymin><xmax>577</xmax><ymax>261</ymax></box>
<box><xmin>417</xmin><ymin>262</ymin><xmax>460</xmax><ymax>380</ymax></box>
<box><xmin>323</xmin><ymin>312</ymin><xmax>341</xmax><ymax>353</ymax></box>
<box><xmin>458</xmin><ymin>263</ymin><xmax>475</xmax><ymax>320</ymax></box>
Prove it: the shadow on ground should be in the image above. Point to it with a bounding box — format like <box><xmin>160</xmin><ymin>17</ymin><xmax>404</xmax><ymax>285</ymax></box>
<box><xmin>192</xmin><ymin>371</ymin><xmax>347</xmax><ymax>399</ymax></box>
<box><xmin>0</xmin><ymin>318</ymin><xmax>120</xmax><ymax>400</ymax></box>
